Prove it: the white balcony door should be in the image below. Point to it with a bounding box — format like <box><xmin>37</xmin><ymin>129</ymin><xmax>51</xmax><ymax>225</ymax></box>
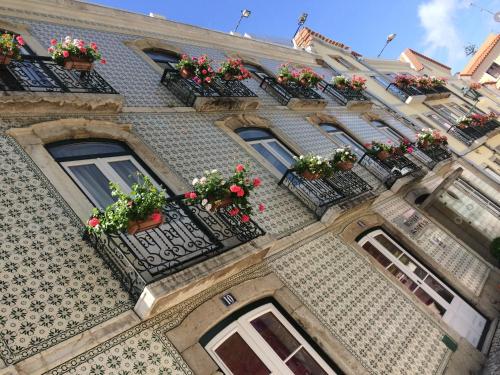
<box><xmin>358</xmin><ymin>229</ymin><xmax>487</xmax><ymax>348</ymax></box>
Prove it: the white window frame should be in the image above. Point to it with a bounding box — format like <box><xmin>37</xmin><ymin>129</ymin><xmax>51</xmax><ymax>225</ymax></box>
<box><xmin>370</xmin><ymin>120</ymin><xmax>402</xmax><ymax>143</ymax></box>
<box><xmin>206</xmin><ymin>303</ymin><xmax>337</xmax><ymax>375</ymax></box>
<box><xmin>247</xmin><ymin>137</ymin><xmax>295</xmax><ymax>176</ymax></box>
<box><xmin>321</xmin><ymin>125</ymin><xmax>365</xmax><ymax>157</ymax></box>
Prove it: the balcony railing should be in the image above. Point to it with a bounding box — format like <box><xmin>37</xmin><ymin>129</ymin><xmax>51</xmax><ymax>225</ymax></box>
<box><xmin>85</xmin><ymin>195</ymin><xmax>265</xmax><ymax>299</ymax></box>
<box><xmin>161</xmin><ymin>67</ymin><xmax>258</xmax><ymax>110</ymax></box>
<box><xmin>318</xmin><ymin>81</ymin><xmax>371</xmax><ymax>106</ymax></box>
<box><xmin>0</xmin><ymin>55</ymin><xmax>118</xmax><ymax>94</ymax></box>
<box><xmin>385</xmin><ymin>83</ymin><xmax>451</xmax><ymax>104</ymax></box>
<box><xmin>278</xmin><ymin>169</ymin><xmax>373</xmax><ymax>217</ymax></box>
<box><xmin>258</xmin><ymin>76</ymin><xmax>326</xmax><ymax>109</ymax></box>
<box><xmin>359</xmin><ymin>153</ymin><xmax>425</xmax><ymax>188</ymax></box>
<box><xmin>412</xmin><ymin>146</ymin><xmax>452</xmax><ymax>169</ymax></box>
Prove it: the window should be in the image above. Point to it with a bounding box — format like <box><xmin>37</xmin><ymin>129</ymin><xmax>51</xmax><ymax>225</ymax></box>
<box><xmin>46</xmin><ymin>140</ymin><xmax>167</xmax><ymax>208</ymax></box>
<box><xmin>143</xmin><ymin>49</ymin><xmax>179</xmax><ymax>69</ymax></box>
<box><xmin>426</xmin><ymin>112</ymin><xmax>454</xmax><ymax>130</ymax></box>
<box><xmin>486</xmin><ymin>62</ymin><xmax>500</xmax><ymax>79</ymax></box>
<box><xmin>205</xmin><ymin>303</ymin><xmax>338</xmax><ymax>375</ymax></box>
<box><xmin>319</xmin><ymin>123</ymin><xmax>365</xmax><ymax>157</ymax></box>
<box><xmin>236</xmin><ymin>128</ymin><xmax>295</xmax><ymax>175</ymax></box>
<box><xmin>358</xmin><ymin>229</ymin><xmax>487</xmax><ymax>348</ymax></box>
<box><xmin>243</xmin><ymin>63</ymin><xmax>270</xmax><ymax>80</ymax></box>
<box><xmin>331</xmin><ymin>56</ymin><xmax>355</xmax><ymax>71</ymax></box>
<box><xmin>370</xmin><ymin>120</ymin><xmax>402</xmax><ymax>142</ymax></box>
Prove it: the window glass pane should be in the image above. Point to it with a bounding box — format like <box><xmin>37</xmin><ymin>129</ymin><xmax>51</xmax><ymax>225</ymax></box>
<box><xmin>215</xmin><ymin>332</ymin><xmax>271</xmax><ymax>375</ymax></box>
<box><xmin>267</xmin><ymin>141</ymin><xmax>295</xmax><ymax>166</ymax></box>
<box><xmin>144</xmin><ymin>50</ymin><xmax>179</xmax><ymax>63</ymax></box>
<box><xmin>47</xmin><ymin>141</ymin><xmax>129</xmax><ymax>161</ymax></box>
<box><xmin>414</xmin><ymin>288</ymin><xmax>446</xmax><ymax>316</ymax></box>
<box><xmin>250</xmin><ymin>312</ymin><xmax>300</xmax><ymax>360</ymax></box>
<box><xmin>335</xmin><ymin>134</ymin><xmax>364</xmax><ymax>156</ymax></box>
<box><xmin>108</xmin><ymin>160</ymin><xmax>144</xmax><ymax>188</ymax></box>
<box><xmin>68</xmin><ymin>164</ymin><xmax>114</xmax><ymax>208</ymax></box>
<box><xmin>320</xmin><ymin>124</ymin><xmax>340</xmax><ymax>133</ymax></box>
<box><xmin>252</xmin><ymin>143</ymin><xmax>288</xmax><ymax>174</ymax></box>
<box><xmin>387</xmin><ymin>265</ymin><xmax>418</xmax><ymax>291</ymax></box>
<box><xmin>237</xmin><ymin>128</ymin><xmax>273</xmax><ymax>141</ymax></box>
<box><xmin>424</xmin><ymin>276</ymin><xmax>454</xmax><ymax>303</ymax></box>
<box><xmin>362</xmin><ymin>242</ymin><xmax>391</xmax><ymax>267</ymax></box>
<box><xmin>374</xmin><ymin>234</ymin><xmax>403</xmax><ymax>257</ymax></box>
<box><xmin>286</xmin><ymin>348</ymin><xmax>328</xmax><ymax>375</ymax></box>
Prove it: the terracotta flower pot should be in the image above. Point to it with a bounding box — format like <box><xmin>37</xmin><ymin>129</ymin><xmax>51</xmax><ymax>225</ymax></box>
<box><xmin>127</xmin><ymin>209</ymin><xmax>164</xmax><ymax>235</ymax></box>
<box><xmin>419</xmin><ymin>140</ymin><xmax>430</xmax><ymax>149</ymax></box>
<box><xmin>377</xmin><ymin>151</ymin><xmax>390</xmax><ymax>161</ymax></box>
<box><xmin>209</xmin><ymin>196</ymin><xmax>233</xmax><ymax>212</ymax></box>
<box><xmin>277</xmin><ymin>76</ymin><xmax>288</xmax><ymax>85</ymax></box>
<box><xmin>223</xmin><ymin>72</ymin><xmax>235</xmax><ymax>81</ymax></box>
<box><xmin>457</xmin><ymin>123</ymin><xmax>468</xmax><ymax>130</ymax></box>
<box><xmin>336</xmin><ymin>162</ymin><xmax>353</xmax><ymax>171</ymax></box>
<box><xmin>300</xmin><ymin>170</ymin><xmax>321</xmax><ymax>180</ymax></box>
<box><xmin>179</xmin><ymin>67</ymin><xmax>195</xmax><ymax>79</ymax></box>
<box><xmin>299</xmin><ymin>78</ymin><xmax>309</xmax><ymax>87</ymax></box>
<box><xmin>63</xmin><ymin>56</ymin><xmax>94</xmax><ymax>71</ymax></box>
<box><xmin>392</xmin><ymin>148</ymin><xmax>403</xmax><ymax>156</ymax></box>
<box><xmin>0</xmin><ymin>52</ymin><xmax>13</xmax><ymax>65</ymax></box>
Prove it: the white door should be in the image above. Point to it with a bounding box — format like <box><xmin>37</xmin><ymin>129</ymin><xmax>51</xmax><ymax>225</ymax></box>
<box><xmin>358</xmin><ymin>229</ymin><xmax>487</xmax><ymax>348</ymax></box>
<box><xmin>206</xmin><ymin>304</ymin><xmax>337</xmax><ymax>374</ymax></box>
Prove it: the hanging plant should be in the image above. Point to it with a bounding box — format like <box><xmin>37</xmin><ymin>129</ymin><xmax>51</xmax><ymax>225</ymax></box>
<box><xmin>393</xmin><ymin>138</ymin><xmax>414</xmax><ymax>156</ymax></box>
<box><xmin>48</xmin><ymin>36</ymin><xmax>105</xmax><ymax>71</ymax></box>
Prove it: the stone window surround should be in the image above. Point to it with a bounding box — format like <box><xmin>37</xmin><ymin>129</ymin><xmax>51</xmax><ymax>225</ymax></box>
<box><xmin>164</xmin><ymin>272</ymin><xmax>366</xmax><ymax>375</ymax></box>
<box><xmin>306</xmin><ymin>112</ymin><xmax>366</xmax><ymax>148</ymax></box>
<box><xmin>6</xmin><ymin>118</ymin><xmax>188</xmax><ymax>224</ymax></box>
<box><xmin>215</xmin><ymin>114</ymin><xmax>307</xmax><ymax>180</ymax></box>
<box><xmin>0</xmin><ymin>18</ymin><xmax>48</xmax><ymax>56</ymax></box>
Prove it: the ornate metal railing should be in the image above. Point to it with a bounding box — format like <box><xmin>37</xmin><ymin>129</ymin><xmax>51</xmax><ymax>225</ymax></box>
<box><xmin>85</xmin><ymin>195</ymin><xmax>265</xmax><ymax>299</ymax></box>
<box><xmin>259</xmin><ymin>76</ymin><xmax>323</xmax><ymax>106</ymax></box>
<box><xmin>318</xmin><ymin>81</ymin><xmax>370</xmax><ymax>105</ymax></box>
<box><xmin>412</xmin><ymin>146</ymin><xmax>452</xmax><ymax>169</ymax></box>
<box><xmin>385</xmin><ymin>83</ymin><xmax>450</xmax><ymax>103</ymax></box>
<box><xmin>160</xmin><ymin>67</ymin><xmax>257</xmax><ymax>107</ymax></box>
<box><xmin>0</xmin><ymin>55</ymin><xmax>118</xmax><ymax>94</ymax></box>
<box><xmin>359</xmin><ymin>153</ymin><xmax>424</xmax><ymax>188</ymax></box>
<box><xmin>446</xmin><ymin>120</ymin><xmax>499</xmax><ymax>144</ymax></box>
<box><xmin>278</xmin><ymin>169</ymin><xmax>373</xmax><ymax>217</ymax></box>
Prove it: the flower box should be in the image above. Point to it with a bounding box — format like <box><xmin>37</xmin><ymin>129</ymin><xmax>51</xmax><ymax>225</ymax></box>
<box><xmin>336</xmin><ymin>161</ymin><xmax>354</xmax><ymax>171</ymax></box>
<box><xmin>0</xmin><ymin>53</ymin><xmax>12</xmax><ymax>65</ymax></box>
<box><xmin>208</xmin><ymin>196</ymin><xmax>233</xmax><ymax>212</ymax></box>
<box><xmin>127</xmin><ymin>210</ymin><xmax>164</xmax><ymax>235</ymax></box>
<box><xmin>63</xmin><ymin>56</ymin><xmax>94</xmax><ymax>71</ymax></box>
<box><xmin>377</xmin><ymin>151</ymin><xmax>391</xmax><ymax>161</ymax></box>
<box><xmin>300</xmin><ymin>170</ymin><xmax>322</xmax><ymax>180</ymax></box>
<box><xmin>180</xmin><ymin>66</ymin><xmax>195</xmax><ymax>79</ymax></box>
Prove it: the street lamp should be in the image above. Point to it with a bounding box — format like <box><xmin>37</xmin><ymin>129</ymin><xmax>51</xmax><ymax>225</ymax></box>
<box><xmin>234</xmin><ymin>9</ymin><xmax>251</xmax><ymax>33</ymax></box>
<box><xmin>293</xmin><ymin>12</ymin><xmax>308</xmax><ymax>39</ymax></box>
<box><xmin>377</xmin><ymin>33</ymin><xmax>397</xmax><ymax>58</ymax></box>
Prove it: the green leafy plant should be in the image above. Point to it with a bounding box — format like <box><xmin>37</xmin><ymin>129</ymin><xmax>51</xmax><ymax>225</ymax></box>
<box><xmin>292</xmin><ymin>154</ymin><xmax>333</xmax><ymax>177</ymax></box>
<box><xmin>217</xmin><ymin>58</ymin><xmax>251</xmax><ymax>81</ymax></box>
<box><xmin>297</xmin><ymin>67</ymin><xmax>322</xmax><ymax>88</ymax></box>
<box><xmin>416</xmin><ymin>129</ymin><xmax>447</xmax><ymax>148</ymax></box>
<box><xmin>48</xmin><ymin>36</ymin><xmax>105</xmax><ymax>65</ymax></box>
<box><xmin>0</xmin><ymin>32</ymin><xmax>25</xmax><ymax>61</ymax></box>
<box><xmin>332</xmin><ymin>75</ymin><xmax>366</xmax><ymax>91</ymax></box>
<box><xmin>86</xmin><ymin>175</ymin><xmax>167</xmax><ymax>235</ymax></box>
<box><xmin>176</xmin><ymin>54</ymin><xmax>215</xmax><ymax>85</ymax></box>
<box><xmin>365</xmin><ymin>141</ymin><xmax>394</xmax><ymax>155</ymax></box>
<box><xmin>331</xmin><ymin>147</ymin><xmax>357</xmax><ymax>164</ymax></box>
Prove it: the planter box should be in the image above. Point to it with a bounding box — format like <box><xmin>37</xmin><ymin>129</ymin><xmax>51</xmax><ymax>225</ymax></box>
<box><xmin>127</xmin><ymin>210</ymin><xmax>164</xmax><ymax>235</ymax></box>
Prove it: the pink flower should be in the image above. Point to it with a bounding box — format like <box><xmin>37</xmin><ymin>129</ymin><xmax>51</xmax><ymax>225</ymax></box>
<box><xmin>100</xmin><ymin>58</ymin><xmax>106</xmax><ymax>64</ymax></box>
<box><xmin>241</xmin><ymin>214</ymin><xmax>250</xmax><ymax>223</ymax></box>
<box><xmin>184</xmin><ymin>192</ymin><xmax>191</xmax><ymax>199</ymax></box>
<box><xmin>229</xmin><ymin>207</ymin><xmax>240</xmax><ymax>216</ymax></box>
<box><xmin>236</xmin><ymin>164</ymin><xmax>245</xmax><ymax>172</ymax></box>
<box><xmin>48</xmin><ymin>47</ymin><xmax>54</xmax><ymax>53</ymax></box>
<box><xmin>229</xmin><ymin>184</ymin><xmax>241</xmax><ymax>194</ymax></box>
<box><xmin>79</xmin><ymin>47</ymin><xmax>86</xmax><ymax>53</ymax></box>
<box><xmin>236</xmin><ymin>189</ymin><xmax>245</xmax><ymax>197</ymax></box>
<box><xmin>258</xmin><ymin>203</ymin><xmax>265</xmax><ymax>212</ymax></box>
<box><xmin>150</xmin><ymin>212</ymin><xmax>162</xmax><ymax>222</ymax></box>
<box><xmin>202</xmin><ymin>69</ymin><xmax>207</xmax><ymax>75</ymax></box>
<box><xmin>204</xmin><ymin>77</ymin><xmax>211</xmax><ymax>83</ymax></box>
<box><xmin>407</xmin><ymin>147</ymin><xmax>414</xmax><ymax>154</ymax></box>
<box><xmin>16</xmin><ymin>36</ymin><xmax>25</xmax><ymax>46</ymax></box>
<box><xmin>189</xmin><ymin>192</ymin><xmax>197</xmax><ymax>199</ymax></box>
<box><xmin>193</xmin><ymin>77</ymin><xmax>201</xmax><ymax>84</ymax></box>
<box><xmin>252</xmin><ymin>178</ymin><xmax>261</xmax><ymax>188</ymax></box>
<box><xmin>90</xmin><ymin>42</ymin><xmax>97</xmax><ymax>50</ymax></box>
<box><xmin>88</xmin><ymin>217</ymin><xmax>100</xmax><ymax>227</ymax></box>
<box><xmin>62</xmin><ymin>50</ymin><xmax>69</xmax><ymax>58</ymax></box>
<box><xmin>50</xmin><ymin>38</ymin><xmax>57</xmax><ymax>46</ymax></box>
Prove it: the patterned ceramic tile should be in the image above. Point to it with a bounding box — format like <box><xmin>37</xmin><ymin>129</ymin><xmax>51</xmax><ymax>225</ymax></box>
<box><xmin>374</xmin><ymin>197</ymin><xmax>490</xmax><ymax>295</ymax></box>
<box><xmin>268</xmin><ymin>232</ymin><xmax>451</xmax><ymax>375</ymax></box>
<box><xmin>0</xmin><ymin>136</ymin><xmax>133</xmax><ymax>365</ymax></box>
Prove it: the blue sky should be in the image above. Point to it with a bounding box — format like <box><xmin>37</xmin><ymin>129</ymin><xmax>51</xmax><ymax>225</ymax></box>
<box><xmin>87</xmin><ymin>0</ymin><xmax>499</xmax><ymax>73</ymax></box>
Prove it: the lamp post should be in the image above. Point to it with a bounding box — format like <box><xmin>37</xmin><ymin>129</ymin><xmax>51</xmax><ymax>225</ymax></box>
<box><xmin>234</xmin><ymin>9</ymin><xmax>251</xmax><ymax>33</ymax></box>
<box><xmin>377</xmin><ymin>33</ymin><xmax>396</xmax><ymax>58</ymax></box>
<box><xmin>293</xmin><ymin>12</ymin><xmax>308</xmax><ymax>39</ymax></box>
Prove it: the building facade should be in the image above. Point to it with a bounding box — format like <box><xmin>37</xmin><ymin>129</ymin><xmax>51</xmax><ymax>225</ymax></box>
<box><xmin>0</xmin><ymin>1</ymin><xmax>498</xmax><ymax>374</ymax></box>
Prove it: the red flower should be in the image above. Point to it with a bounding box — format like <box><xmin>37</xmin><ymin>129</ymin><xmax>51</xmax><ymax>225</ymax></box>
<box><xmin>189</xmin><ymin>192</ymin><xmax>197</xmax><ymax>199</ymax></box>
<box><xmin>48</xmin><ymin>47</ymin><xmax>54</xmax><ymax>53</ymax></box>
<box><xmin>241</xmin><ymin>214</ymin><xmax>250</xmax><ymax>223</ymax></box>
<box><xmin>100</xmin><ymin>58</ymin><xmax>106</xmax><ymax>64</ymax></box>
<box><xmin>16</xmin><ymin>36</ymin><xmax>25</xmax><ymax>46</ymax></box>
<box><xmin>79</xmin><ymin>47</ymin><xmax>86</xmax><ymax>53</ymax></box>
<box><xmin>90</xmin><ymin>42</ymin><xmax>97</xmax><ymax>50</ymax></box>
<box><xmin>150</xmin><ymin>212</ymin><xmax>162</xmax><ymax>222</ymax></box>
<box><xmin>229</xmin><ymin>184</ymin><xmax>241</xmax><ymax>193</ymax></box>
<box><xmin>252</xmin><ymin>178</ymin><xmax>261</xmax><ymax>187</ymax></box>
<box><xmin>204</xmin><ymin>77</ymin><xmax>211</xmax><ymax>83</ymax></box>
<box><xmin>202</xmin><ymin>69</ymin><xmax>207</xmax><ymax>75</ymax></box>
<box><xmin>236</xmin><ymin>189</ymin><xmax>245</xmax><ymax>197</ymax></box>
<box><xmin>62</xmin><ymin>50</ymin><xmax>69</xmax><ymax>58</ymax></box>
<box><xmin>229</xmin><ymin>207</ymin><xmax>240</xmax><ymax>216</ymax></box>
<box><xmin>236</xmin><ymin>164</ymin><xmax>245</xmax><ymax>172</ymax></box>
<box><xmin>88</xmin><ymin>217</ymin><xmax>100</xmax><ymax>227</ymax></box>
<box><xmin>50</xmin><ymin>38</ymin><xmax>57</xmax><ymax>46</ymax></box>
<box><xmin>258</xmin><ymin>203</ymin><xmax>265</xmax><ymax>212</ymax></box>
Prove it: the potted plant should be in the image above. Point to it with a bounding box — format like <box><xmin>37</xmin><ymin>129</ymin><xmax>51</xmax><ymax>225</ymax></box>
<box><xmin>416</xmin><ymin>129</ymin><xmax>447</xmax><ymax>149</ymax></box>
<box><xmin>393</xmin><ymin>74</ymin><xmax>416</xmax><ymax>88</ymax></box>
<box><xmin>332</xmin><ymin>75</ymin><xmax>350</xmax><ymax>90</ymax></box>
<box><xmin>277</xmin><ymin>63</ymin><xmax>294</xmax><ymax>85</ymax></box>
<box><xmin>217</xmin><ymin>58</ymin><xmax>251</xmax><ymax>81</ymax></box>
<box><xmin>48</xmin><ymin>36</ymin><xmax>105</xmax><ymax>71</ymax></box>
<box><xmin>297</xmin><ymin>67</ymin><xmax>322</xmax><ymax>88</ymax></box>
<box><xmin>456</xmin><ymin>115</ymin><xmax>473</xmax><ymax>129</ymax></box>
<box><xmin>292</xmin><ymin>154</ymin><xmax>333</xmax><ymax>180</ymax></box>
<box><xmin>0</xmin><ymin>32</ymin><xmax>25</xmax><ymax>65</ymax></box>
<box><xmin>176</xmin><ymin>54</ymin><xmax>215</xmax><ymax>85</ymax></box>
<box><xmin>86</xmin><ymin>175</ymin><xmax>167</xmax><ymax>236</ymax></box>
<box><xmin>365</xmin><ymin>141</ymin><xmax>394</xmax><ymax>161</ymax></box>
<box><xmin>331</xmin><ymin>147</ymin><xmax>357</xmax><ymax>171</ymax></box>
<box><xmin>415</xmin><ymin>76</ymin><xmax>432</xmax><ymax>90</ymax></box>
<box><xmin>394</xmin><ymin>138</ymin><xmax>414</xmax><ymax>156</ymax></box>
<box><xmin>430</xmin><ymin>76</ymin><xmax>446</xmax><ymax>87</ymax></box>
<box><xmin>184</xmin><ymin>164</ymin><xmax>264</xmax><ymax>222</ymax></box>
<box><xmin>350</xmin><ymin>75</ymin><xmax>367</xmax><ymax>91</ymax></box>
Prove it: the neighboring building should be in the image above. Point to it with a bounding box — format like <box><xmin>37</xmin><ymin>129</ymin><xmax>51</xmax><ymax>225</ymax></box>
<box><xmin>461</xmin><ymin>33</ymin><xmax>500</xmax><ymax>91</ymax></box>
<box><xmin>0</xmin><ymin>2</ymin><xmax>498</xmax><ymax>375</ymax></box>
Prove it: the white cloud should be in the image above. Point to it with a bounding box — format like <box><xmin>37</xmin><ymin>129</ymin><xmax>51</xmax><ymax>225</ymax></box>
<box><xmin>417</xmin><ymin>0</ymin><xmax>467</xmax><ymax>68</ymax></box>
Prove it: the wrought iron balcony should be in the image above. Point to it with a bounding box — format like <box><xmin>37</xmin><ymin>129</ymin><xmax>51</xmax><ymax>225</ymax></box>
<box><xmin>385</xmin><ymin>83</ymin><xmax>450</xmax><ymax>104</ymax></box>
<box><xmin>412</xmin><ymin>146</ymin><xmax>452</xmax><ymax>169</ymax></box>
<box><xmin>258</xmin><ymin>76</ymin><xmax>326</xmax><ymax>110</ymax></box>
<box><xmin>0</xmin><ymin>55</ymin><xmax>117</xmax><ymax>94</ymax></box>
<box><xmin>359</xmin><ymin>153</ymin><xmax>425</xmax><ymax>189</ymax></box>
<box><xmin>161</xmin><ymin>67</ymin><xmax>259</xmax><ymax>111</ymax></box>
<box><xmin>446</xmin><ymin>119</ymin><xmax>499</xmax><ymax>145</ymax></box>
<box><xmin>85</xmin><ymin>195</ymin><xmax>265</xmax><ymax>299</ymax></box>
<box><xmin>318</xmin><ymin>81</ymin><xmax>372</xmax><ymax>109</ymax></box>
<box><xmin>278</xmin><ymin>169</ymin><xmax>373</xmax><ymax>217</ymax></box>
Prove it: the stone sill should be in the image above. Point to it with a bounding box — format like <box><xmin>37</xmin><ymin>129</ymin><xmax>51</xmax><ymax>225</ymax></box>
<box><xmin>423</xmin><ymin>92</ymin><xmax>452</xmax><ymax>101</ymax></box>
<box><xmin>193</xmin><ymin>96</ymin><xmax>260</xmax><ymax>112</ymax></box>
<box><xmin>346</xmin><ymin>100</ymin><xmax>373</xmax><ymax>111</ymax></box>
<box><xmin>404</xmin><ymin>94</ymin><xmax>426</xmax><ymax>105</ymax></box>
<box><xmin>286</xmin><ymin>98</ymin><xmax>327</xmax><ymax>111</ymax></box>
<box><xmin>0</xmin><ymin>91</ymin><xmax>124</xmax><ymax>114</ymax></box>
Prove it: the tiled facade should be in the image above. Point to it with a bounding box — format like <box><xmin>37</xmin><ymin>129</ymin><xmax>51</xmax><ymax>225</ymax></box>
<box><xmin>0</xmin><ymin>1</ymin><xmax>498</xmax><ymax>375</ymax></box>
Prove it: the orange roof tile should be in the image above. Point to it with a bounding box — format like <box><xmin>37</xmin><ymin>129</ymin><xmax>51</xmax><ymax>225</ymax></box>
<box><xmin>294</xmin><ymin>27</ymin><xmax>351</xmax><ymax>51</ymax></box>
<box><xmin>401</xmin><ymin>48</ymin><xmax>451</xmax><ymax>72</ymax></box>
<box><xmin>461</xmin><ymin>34</ymin><xmax>500</xmax><ymax>76</ymax></box>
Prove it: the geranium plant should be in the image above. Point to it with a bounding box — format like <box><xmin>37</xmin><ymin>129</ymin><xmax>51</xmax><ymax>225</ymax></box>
<box><xmin>277</xmin><ymin>63</ymin><xmax>294</xmax><ymax>85</ymax></box>
<box><xmin>430</xmin><ymin>76</ymin><xmax>446</xmax><ymax>87</ymax></box>
<box><xmin>415</xmin><ymin>76</ymin><xmax>432</xmax><ymax>89</ymax></box>
<box><xmin>176</xmin><ymin>54</ymin><xmax>215</xmax><ymax>85</ymax></box>
<box><xmin>365</xmin><ymin>141</ymin><xmax>394</xmax><ymax>161</ymax></box>
<box><xmin>86</xmin><ymin>175</ymin><xmax>167</xmax><ymax>236</ymax></box>
<box><xmin>48</xmin><ymin>36</ymin><xmax>105</xmax><ymax>68</ymax></box>
<box><xmin>469</xmin><ymin>82</ymin><xmax>482</xmax><ymax>90</ymax></box>
<box><xmin>394</xmin><ymin>138</ymin><xmax>414</xmax><ymax>155</ymax></box>
<box><xmin>217</xmin><ymin>58</ymin><xmax>251</xmax><ymax>81</ymax></box>
<box><xmin>416</xmin><ymin>129</ymin><xmax>448</xmax><ymax>149</ymax></box>
<box><xmin>0</xmin><ymin>32</ymin><xmax>25</xmax><ymax>63</ymax></box>
<box><xmin>184</xmin><ymin>164</ymin><xmax>264</xmax><ymax>222</ymax></box>
<box><xmin>350</xmin><ymin>75</ymin><xmax>367</xmax><ymax>91</ymax></box>
<box><xmin>393</xmin><ymin>74</ymin><xmax>416</xmax><ymax>88</ymax></box>
<box><xmin>457</xmin><ymin>112</ymin><xmax>497</xmax><ymax>128</ymax></box>
<box><xmin>292</xmin><ymin>154</ymin><xmax>333</xmax><ymax>180</ymax></box>
<box><xmin>332</xmin><ymin>75</ymin><xmax>366</xmax><ymax>91</ymax></box>
<box><xmin>331</xmin><ymin>147</ymin><xmax>357</xmax><ymax>171</ymax></box>
<box><xmin>297</xmin><ymin>67</ymin><xmax>322</xmax><ymax>88</ymax></box>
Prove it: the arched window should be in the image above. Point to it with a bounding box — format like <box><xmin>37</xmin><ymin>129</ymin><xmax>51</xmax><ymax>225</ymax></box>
<box><xmin>370</xmin><ymin>120</ymin><xmax>402</xmax><ymax>142</ymax></box>
<box><xmin>46</xmin><ymin>139</ymin><xmax>168</xmax><ymax>208</ymax></box>
<box><xmin>236</xmin><ymin>127</ymin><xmax>295</xmax><ymax>175</ymax></box>
<box><xmin>203</xmin><ymin>302</ymin><xmax>338</xmax><ymax>374</ymax></box>
<box><xmin>143</xmin><ymin>48</ymin><xmax>179</xmax><ymax>69</ymax></box>
<box><xmin>319</xmin><ymin>124</ymin><xmax>364</xmax><ymax>157</ymax></box>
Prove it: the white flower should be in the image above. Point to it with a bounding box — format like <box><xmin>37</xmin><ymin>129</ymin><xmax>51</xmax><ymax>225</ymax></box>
<box><xmin>201</xmin><ymin>199</ymin><xmax>208</xmax><ymax>206</ymax></box>
<box><xmin>65</xmin><ymin>36</ymin><xmax>72</xmax><ymax>42</ymax></box>
<box><xmin>220</xmin><ymin>180</ymin><xmax>226</xmax><ymax>185</ymax></box>
<box><xmin>299</xmin><ymin>155</ymin><xmax>304</xmax><ymax>159</ymax></box>
<box><xmin>211</xmin><ymin>169</ymin><xmax>218</xmax><ymax>173</ymax></box>
<box><xmin>205</xmin><ymin>203</ymin><xmax>212</xmax><ymax>211</ymax></box>
<box><xmin>192</xmin><ymin>178</ymin><xmax>199</xmax><ymax>185</ymax></box>
<box><xmin>337</xmin><ymin>148</ymin><xmax>344</xmax><ymax>153</ymax></box>
<box><xmin>200</xmin><ymin>177</ymin><xmax>207</xmax><ymax>184</ymax></box>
